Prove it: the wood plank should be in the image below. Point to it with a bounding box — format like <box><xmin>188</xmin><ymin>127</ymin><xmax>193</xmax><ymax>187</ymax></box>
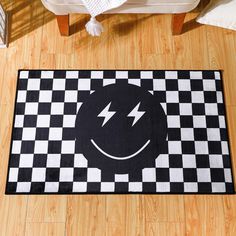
<box><xmin>206</xmin><ymin>26</ymin><xmax>236</xmax><ymax>106</ymax></box>
<box><xmin>66</xmin><ymin>195</ymin><xmax>106</xmax><ymax>236</ymax></box>
<box><xmin>184</xmin><ymin>196</ymin><xmax>206</xmax><ymax>236</ymax></box>
<box><xmin>184</xmin><ymin>196</ymin><xmax>226</xmax><ymax>236</ymax></box>
<box><xmin>5</xmin><ymin>196</ymin><xmax>28</xmax><ymax>236</ymax></box>
<box><xmin>146</xmin><ymin>222</ymin><xmax>185</xmax><ymax>236</ymax></box>
<box><xmin>223</xmin><ymin>195</ymin><xmax>236</xmax><ymax>236</ymax></box>
<box><xmin>141</xmin><ymin>14</ymin><xmax>173</xmax><ymax>55</ymax></box>
<box><xmin>222</xmin><ymin>31</ymin><xmax>236</xmax><ymax>106</ymax></box>
<box><xmin>226</xmin><ymin>106</ymin><xmax>236</xmax><ymax>183</ymax></box>
<box><xmin>125</xmin><ymin>195</ymin><xmax>145</xmax><ymax>236</ymax></box>
<box><xmin>25</xmin><ymin>222</ymin><xmax>65</xmax><ymax>236</ymax></box>
<box><xmin>26</xmin><ymin>195</ymin><xmax>67</xmax><ymax>223</ymax></box>
<box><xmin>171</xmin><ymin>13</ymin><xmax>192</xmax><ymax>69</ymax></box>
<box><xmin>0</xmin><ymin>196</ymin><xmax>10</xmax><ymax>236</ymax></box>
<box><xmin>105</xmin><ymin>195</ymin><xmax>127</xmax><ymax>236</ymax></box>
<box><xmin>186</xmin><ymin>12</ymin><xmax>210</xmax><ymax>69</ymax></box>
<box><xmin>144</xmin><ymin>195</ymin><xmax>185</xmax><ymax>222</ymax></box>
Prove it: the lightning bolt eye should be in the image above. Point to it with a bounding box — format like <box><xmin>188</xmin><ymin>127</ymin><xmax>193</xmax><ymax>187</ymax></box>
<box><xmin>128</xmin><ymin>102</ymin><xmax>145</xmax><ymax>126</ymax></box>
<box><xmin>98</xmin><ymin>102</ymin><xmax>116</xmax><ymax>127</ymax></box>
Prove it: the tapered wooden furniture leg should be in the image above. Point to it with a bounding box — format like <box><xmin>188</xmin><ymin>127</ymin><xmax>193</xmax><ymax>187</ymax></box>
<box><xmin>172</xmin><ymin>13</ymin><xmax>186</xmax><ymax>35</ymax></box>
<box><xmin>56</xmin><ymin>15</ymin><xmax>69</xmax><ymax>36</ymax></box>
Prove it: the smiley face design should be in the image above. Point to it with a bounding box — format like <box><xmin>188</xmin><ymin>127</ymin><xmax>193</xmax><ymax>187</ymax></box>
<box><xmin>75</xmin><ymin>82</ymin><xmax>167</xmax><ymax>176</ymax></box>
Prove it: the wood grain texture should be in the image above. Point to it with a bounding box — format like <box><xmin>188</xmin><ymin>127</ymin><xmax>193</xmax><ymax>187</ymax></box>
<box><xmin>26</xmin><ymin>195</ymin><xmax>67</xmax><ymax>223</ymax></box>
<box><xmin>25</xmin><ymin>223</ymin><xmax>65</xmax><ymax>236</ymax></box>
<box><xmin>66</xmin><ymin>195</ymin><xmax>106</xmax><ymax>236</ymax></box>
<box><xmin>146</xmin><ymin>222</ymin><xmax>185</xmax><ymax>236</ymax></box>
<box><xmin>0</xmin><ymin>1</ymin><xmax>235</xmax><ymax>235</ymax></box>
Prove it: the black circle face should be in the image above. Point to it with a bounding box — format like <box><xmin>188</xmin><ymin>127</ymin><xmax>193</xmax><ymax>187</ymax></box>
<box><xmin>75</xmin><ymin>82</ymin><xmax>167</xmax><ymax>175</ymax></box>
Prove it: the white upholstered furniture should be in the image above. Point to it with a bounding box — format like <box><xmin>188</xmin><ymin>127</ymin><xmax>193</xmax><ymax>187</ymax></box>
<box><xmin>197</xmin><ymin>0</ymin><xmax>236</xmax><ymax>31</ymax></box>
<box><xmin>41</xmin><ymin>0</ymin><xmax>201</xmax><ymax>36</ymax></box>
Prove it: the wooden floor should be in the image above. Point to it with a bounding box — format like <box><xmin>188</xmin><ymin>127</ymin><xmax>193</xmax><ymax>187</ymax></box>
<box><xmin>0</xmin><ymin>1</ymin><xmax>236</xmax><ymax>235</ymax></box>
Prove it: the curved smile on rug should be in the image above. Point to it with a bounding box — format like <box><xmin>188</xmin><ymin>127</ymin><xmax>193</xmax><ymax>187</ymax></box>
<box><xmin>91</xmin><ymin>139</ymin><xmax>150</xmax><ymax>160</ymax></box>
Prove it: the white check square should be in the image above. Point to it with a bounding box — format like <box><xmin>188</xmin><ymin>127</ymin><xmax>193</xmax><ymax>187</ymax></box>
<box><xmin>61</xmin><ymin>141</ymin><xmax>75</xmax><ymax>154</ymax></box>
<box><xmin>12</xmin><ymin>141</ymin><xmax>22</xmax><ymax>154</ymax></box>
<box><xmin>116</xmin><ymin>71</ymin><xmax>128</xmax><ymax>79</ymax></box>
<box><xmin>25</xmin><ymin>103</ymin><xmax>38</xmax><ymax>115</ymax></box>
<box><xmin>47</xmin><ymin>154</ymin><xmax>61</xmax><ymax>167</ymax></box>
<box><xmin>197</xmin><ymin>168</ymin><xmax>211</xmax><ymax>182</ymax></box>
<box><xmin>53</xmin><ymin>79</ymin><xmax>66</xmax><ymax>90</ymax></box>
<box><xmin>190</xmin><ymin>71</ymin><xmax>203</xmax><ymax>79</ymax></box>
<box><xmin>165</xmin><ymin>71</ymin><xmax>178</xmax><ymax>79</ymax></box>
<box><xmin>14</xmin><ymin>115</ymin><xmax>24</xmax><ymax>127</ymax></box>
<box><xmin>193</xmin><ymin>116</ymin><xmax>206</xmax><ymax>128</ymax></box>
<box><xmin>17</xmin><ymin>91</ymin><xmax>27</xmax><ymax>103</ymax></box>
<box><xmin>141</xmin><ymin>71</ymin><xmax>153</xmax><ymax>78</ymax></box>
<box><xmin>167</xmin><ymin>116</ymin><xmax>180</xmax><ymax>128</ymax></box>
<box><xmin>87</xmin><ymin>168</ymin><xmax>101</xmax><ymax>182</ymax></box>
<box><xmin>32</xmin><ymin>168</ymin><xmax>46</xmax><ymax>182</ymax></box>
<box><xmin>178</xmin><ymin>80</ymin><xmax>190</xmax><ymax>91</ymax></box>
<box><xmin>128</xmin><ymin>182</ymin><xmax>142</xmax><ymax>192</ymax></box>
<box><xmin>49</xmin><ymin>128</ymin><xmax>63</xmax><ymax>140</ymax></box>
<box><xmin>153</xmin><ymin>79</ymin><xmax>166</xmax><ymax>91</ymax></box>
<box><xmin>191</xmin><ymin>91</ymin><xmax>204</xmax><ymax>103</ymax></box>
<box><xmin>195</xmin><ymin>141</ymin><xmax>209</xmax><ymax>154</ymax></box>
<box><xmin>179</xmin><ymin>103</ymin><xmax>192</xmax><ymax>115</ymax></box>
<box><xmin>65</xmin><ymin>91</ymin><xmax>78</xmax><ymax>102</ymax></box>
<box><xmin>207</xmin><ymin>128</ymin><xmax>221</xmax><ymax>141</ymax></box>
<box><xmin>170</xmin><ymin>168</ymin><xmax>184</xmax><ymax>182</ymax></box>
<box><xmin>182</xmin><ymin>155</ymin><xmax>196</xmax><ymax>168</ymax></box>
<box><xmin>78</xmin><ymin>79</ymin><xmax>91</xmax><ymax>90</ymax></box>
<box><xmin>91</xmin><ymin>71</ymin><xmax>103</xmax><ymax>78</ymax></box>
<box><xmin>66</xmin><ymin>71</ymin><xmax>79</xmax><ymax>78</ymax></box>
<box><xmin>19</xmin><ymin>71</ymin><xmax>29</xmax><ymax>78</ymax></box>
<box><xmin>205</xmin><ymin>104</ymin><xmax>218</xmax><ymax>115</ymax></box>
<box><xmin>101</xmin><ymin>182</ymin><xmax>115</xmax><ymax>192</ymax></box>
<box><xmin>181</xmin><ymin>128</ymin><xmax>194</xmax><ymax>141</ymax></box>
<box><xmin>34</xmin><ymin>141</ymin><xmax>48</xmax><ymax>154</ymax></box>
<box><xmin>166</xmin><ymin>91</ymin><xmax>179</xmax><ymax>103</ymax></box>
<box><xmin>22</xmin><ymin>128</ymin><xmax>36</xmax><ymax>140</ymax></box>
<box><xmin>37</xmin><ymin>115</ymin><xmax>50</xmax><ymax>127</ymax></box>
<box><xmin>73</xmin><ymin>182</ymin><xmax>87</xmax><ymax>192</ymax></box>
<box><xmin>156</xmin><ymin>182</ymin><xmax>170</xmax><ymax>192</ymax></box>
<box><xmin>16</xmin><ymin>182</ymin><xmax>31</xmax><ymax>193</ymax></box>
<box><xmin>8</xmin><ymin>168</ymin><xmax>19</xmax><ymax>182</ymax></box>
<box><xmin>142</xmin><ymin>168</ymin><xmax>156</xmax><ymax>182</ymax></box>
<box><xmin>60</xmin><ymin>168</ymin><xmax>74</xmax><ymax>182</ymax></box>
<box><xmin>27</xmin><ymin>79</ymin><xmax>40</xmax><ymax>90</ymax></box>
<box><xmin>19</xmin><ymin>154</ymin><xmax>34</xmax><ymax>167</ymax></box>
<box><xmin>168</xmin><ymin>141</ymin><xmax>182</xmax><ymax>154</ymax></box>
<box><xmin>209</xmin><ymin>155</ymin><xmax>223</xmax><ymax>168</ymax></box>
<box><xmin>41</xmin><ymin>71</ymin><xmax>54</xmax><ymax>78</ymax></box>
<box><xmin>39</xmin><ymin>91</ymin><xmax>52</xmax><ymax>102</ymax></box>
<box><xmin>51</xmin><ymin>103</ymin><xmax>64</xmax><ymax>115</ymax></box>
<box><xmin>203</xmin><ymin>80</ymin><xmax>216</xmax><ymax>91</ymax></box>
<box><xmin>63</xmin><ymin>115</ymin><xmax>76</xmax><ymax>127</ymax></box>
<box><xmin>45</xmin><ymin>182</ymin><xmax>59</xmax><ymax>192</ymax></box>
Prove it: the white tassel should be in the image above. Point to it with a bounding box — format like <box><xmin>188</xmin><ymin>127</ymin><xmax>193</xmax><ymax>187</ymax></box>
<box><xmin>85</xmin><ymin>17</ymin><xmax>104</xmax><ymax>37</ymax></box>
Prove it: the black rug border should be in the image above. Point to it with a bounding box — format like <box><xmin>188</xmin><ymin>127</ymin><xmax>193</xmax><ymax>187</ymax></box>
<box><xmin>5</xmin><ymin>69</ymin><xmax>235</xmax><ymax>195</ymax></box>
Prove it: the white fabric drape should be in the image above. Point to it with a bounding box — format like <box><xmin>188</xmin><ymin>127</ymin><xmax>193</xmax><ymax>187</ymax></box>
<box><xmin>81</xmin><ymin>0</ymin><xmax>127</xmax><ymax>36</ymax></box>
<box><xmin>81</xmin><ymin>0</ymin><xmax>127</xmax><ymax>17</ymax></box>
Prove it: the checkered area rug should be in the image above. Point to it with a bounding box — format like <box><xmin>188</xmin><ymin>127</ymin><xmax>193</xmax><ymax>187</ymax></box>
<box><xmin>6</xmin><ymin>70</ymin><xmax>234</xmax><ymax>194</ymax></box>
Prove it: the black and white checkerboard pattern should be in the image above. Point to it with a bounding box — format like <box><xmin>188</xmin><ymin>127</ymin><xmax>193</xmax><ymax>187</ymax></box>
<box><xmin>6</xmin><ymin>70</ymin><xmax>234</xmax><ymax>194</ymax></box>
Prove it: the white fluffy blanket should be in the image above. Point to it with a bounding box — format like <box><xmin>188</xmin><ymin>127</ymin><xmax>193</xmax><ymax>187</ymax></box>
<box><xmin>81</xmin><ymin>0</ymin><xmax>127</xmax><ymax>17</ymax></box>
